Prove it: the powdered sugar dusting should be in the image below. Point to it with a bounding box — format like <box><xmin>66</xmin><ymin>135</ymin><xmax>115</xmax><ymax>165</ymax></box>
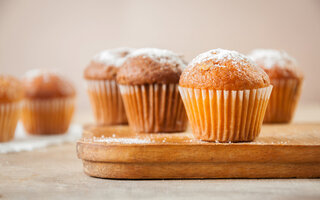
<box><xmin>23</xmin><ymin>69</ymin><xmax>75</xmax><ymax>96</ymax></box>
<box><xmin>248</xmin><ymin>49</ymin><xmax>298</xmax><ymax>69</ymax></box>
<box><xmin>0</xmin><ymin>76</ymin><xmax>23</xmax><ymax>100</ymax></box>
<box><xmin>189</xmin><ymin>48</ymin><xmax>255</xmax><ymax>69</ymax></box>
<box><xmin>24</xmin><ymin>69</ymin><xmax>67</xmax><ymax>84</ymax></box>
<box><xmin>93</xmin><ymin>47</ymin><xmax>134</xmax><ymax>67</ymax></box>
<box><xmin>128</xmin><ymin>48</ymin><xmax>186</xmax><ymax>69</ymax></box>
<box><xmin>24</xmin><ymin>69</ymin><xmax>53</xmax><ymax>82</ymax></box>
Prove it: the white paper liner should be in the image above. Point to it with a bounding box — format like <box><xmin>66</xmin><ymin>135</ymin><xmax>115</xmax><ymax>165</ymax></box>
<box><xmin>119</xmin><ymin>84</ymin><xmax>188</xmax><ymax>133</ymax></box>
<box><xmin>179</xmin><ymin>86</ymin><xmax>273</xmax><ymax>142</ymax></box>
<box><xmin>87</xmin><ymin>80</ymin><xmax>127</xmax><ymax>125</ymax></box>
<box><xmin>264</xmin><ymin>79</ymin><xmax>303</xmax><ymax>123</ymax></box>
<box><xmin>21</xmin><ymin>97</ymin><xmax>75</xmax><ymax>135</ymax></box>
<box><xmin>0</xmin><ymin>102</ymin><xmax>21</xmax><ymax>142</ymax></box>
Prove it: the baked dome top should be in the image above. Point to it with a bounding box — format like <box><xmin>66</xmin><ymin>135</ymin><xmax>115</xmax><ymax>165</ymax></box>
<box><xmin>0</xmin><ymin>75</ymin><xmax>24</xmax><ymax>103</ymax></box>
<box><xmin>84</xmin><ymin>47</ymin><xmax>134</xmax><ymax>80</ymax></box>
<box><xmin>248</xmin><ymin>49</ymin><xmax>303</xmax><ymax>79</ymax></box>
<box><xmin>179</xmin><ymin>49</ymin><xmax>270</xmax><ymax>90</ymax></box>
<box><xmin>117</xmin><ymin>48</ymin><xmax>186</xmax><ymax>85</ymax></box>
<box><xmin>23</xmin><ymin>69</ymin><xmax>76</xmax><ymax>99</ymax></box>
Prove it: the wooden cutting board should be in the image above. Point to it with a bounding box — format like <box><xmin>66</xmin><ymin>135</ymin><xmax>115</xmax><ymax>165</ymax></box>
<box><xmin>76</xmin><ymin>123</ymin><xmax>320</xmax><ymax>179</ymax></box>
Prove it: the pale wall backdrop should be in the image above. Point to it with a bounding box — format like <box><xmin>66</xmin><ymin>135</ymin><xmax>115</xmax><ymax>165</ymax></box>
<box><xmin>1</xmin><ymin>0</ymin><xmax>319</xmax><ymax>113</ymax></box>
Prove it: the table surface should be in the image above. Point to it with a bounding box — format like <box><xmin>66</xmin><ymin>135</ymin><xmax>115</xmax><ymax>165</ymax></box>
<box><xmin>1</xmin><ymin>104</ymin><xmax>320</xmax><ymax>200</ymax></box>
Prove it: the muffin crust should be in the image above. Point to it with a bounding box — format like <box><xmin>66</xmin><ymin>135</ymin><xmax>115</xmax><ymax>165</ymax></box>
<box><xmin>84</xmin><ymin>47</ymin><xmax>134</xmax><ymax>80</ymax></box>
<box><xmin>0</xmin><ymin>75</ymin><xmax>24</xmax><ymax>103</ymax></box>
<box><xmin>23</xmin><ymin>69</ymin><xmax>76</xmax><ymax>99</ymax></box>
<box><xmin>179</xmin><ymin>49</ymin><xmax>270</xmax><ymax>90</ymax></box>
<box><xmin>248</xmin><ymin>49</ymin><xmax>303</xmax><ymax>80</ymax></box>
<box><xmin>117</xmin><ymin>48</ymin><xmax>186</xmax><ymax>85</ymax></box>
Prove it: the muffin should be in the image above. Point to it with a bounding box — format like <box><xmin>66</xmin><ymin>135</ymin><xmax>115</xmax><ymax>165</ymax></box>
<box><xmin>0</xmin><ymin>75</ymin><xmax>23</xmax><ymax>142</ymax></box>
<box><xmin>84</xmin><ymin>48</ymin><xmax>134</xmax><ymax>125</ymax></box>
<box><xmin>21</xmin><ymin>69</ymin><xmax>76</xmax><ymax>135</ymax></box>
<box><xmin>249</xmin><ymin>49</ymin><xmax>304</xmax><ymax>123</ymax></box>
<box><xmin>179</xmin><ymin>49</ymin><xmax>272</xmax><ymax>142</ymax></box>
<box><xmin>117</xmin><ymin>48</ymin><xmax>188</xmax><ymax>133</ymax></box>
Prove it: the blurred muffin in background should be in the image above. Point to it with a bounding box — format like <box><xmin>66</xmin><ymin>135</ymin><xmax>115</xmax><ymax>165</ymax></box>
<box><xmin>179</xmin><ymin>49</ymin><xmax>272</xmax><ymax>142</ymax></box>
<box><xmin>249</xmin><ymin>49</ymin><xmax>304</xmax><ymax>123</ymax></box>
<box><xmin>0</xmin><ymin>75</ymin><xmax>23</xmax><ymax>142</ymax></box>
<box><xmin>84</xmin><ymin>47</ymin><xmax>134</xmax><ymax>125</ymax></box>
<box><xmin>21</xmin><ymin>69</ymin><xmax>76</xmax><ymax>135</ymax></box>
<box><xmin>117</xmin><ymin>48</ymin><xmax>188</xmax><ymax>133</ymax></box>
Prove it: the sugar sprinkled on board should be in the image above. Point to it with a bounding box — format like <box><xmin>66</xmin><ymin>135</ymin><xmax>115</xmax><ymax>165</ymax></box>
<box><xmin>128</xmin><ymin>48</ymin><xmax>186</xmax><ymax>69</ymax></box>
<box><xmin>248</xmin><ymin>49</ymin><xmax>298</xmax><ymax>69</ymax></box>
<box><xmin>188</xmin><ymin>48</ymin><xmax>255</xmax><ymax>68</ymax></box>
<box><xmin>92</xmin><ymin>136</ymin><xmax>152</xmax><ymax>144</ymax></box>
<box><xmin>93</xmin><ymin>47</ymin><xmax>134</xmax><ymax>67</ymax></box>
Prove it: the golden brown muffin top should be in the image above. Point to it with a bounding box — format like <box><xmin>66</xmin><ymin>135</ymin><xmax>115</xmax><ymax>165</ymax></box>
<box><xmin>179</xmin><ymin>49</ymin><xmax>270</xmax><ymax>90</ymax></box>
<box><xmin>116</xmin><ymin>48</ymin><xmax>186</xmax><ymax>85</ymax></box>
<box><xmin>23</xmin><ymin>69</ymin><xmax>76</xmax><ymax>99</ymax></box>
<box><xmin>248</xmin><ymin>49</ymin><xmax>303</xmax><ymax>80</ymax></box>
<box><xmin>84</xmin><ymin>47</ymin><xmax>134</xmax><ymax>80</ymax></box>
<box><xmin>0</xmin><ymin>75</ymin><xmax>24</xmax><ymax>103</ymax></box>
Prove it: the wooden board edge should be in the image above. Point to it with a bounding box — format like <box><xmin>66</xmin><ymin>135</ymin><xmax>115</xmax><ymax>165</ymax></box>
<box><xmin>81</xmin><ymin>160</ymin><xmax>320</xmax><ymax>179</ymax></box>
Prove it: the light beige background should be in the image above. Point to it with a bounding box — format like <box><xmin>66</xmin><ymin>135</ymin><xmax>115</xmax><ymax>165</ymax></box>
<box><xmin>0</xmin><ymin>0</ymin><xmax>319</xmax><ymax>113</ymax></box>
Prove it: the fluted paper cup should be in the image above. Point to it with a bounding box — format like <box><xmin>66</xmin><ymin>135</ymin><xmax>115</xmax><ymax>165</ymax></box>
<box><xmin>119</xmin><ymin>84</ymin><xmax>188</xmax><ymax>133</ymax></box>
<box><xmin>0</xmin><ymin>102</ymin><xmax>21</xmax><ymax>142</ymax></box>
<box><xmin>264</xmin><ymin>79</ymin><xmax>303</xmax><ymax>123</ymax></box>
<box><xmin>21</xmin><ymin>97</ymin><xmax>75</xmax><ymax>135</ymax></box>
<box><xmin>179</xmin><ymin>86</ymin><xmax>273</xmax><ymax>142</ymax></box>
<box><xmin>87</xmin><ymin>80</ymin><xmax>127</xmax><ymax>125</ymax></box>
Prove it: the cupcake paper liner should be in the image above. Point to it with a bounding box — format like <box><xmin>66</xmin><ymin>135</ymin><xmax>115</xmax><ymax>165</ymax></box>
<box><xmin>0</xmin><ymin>102</ymin><xmax>21</xmax><ymax>142</ymax></box>
<box><xmin>87</xmin><ymin>80</ymin><xmax>127</xmax><ymax>125</ymax></box>
<box><xmin>119</xmin><ymin>84</ymin><xmax>188</xmax><ymax>133</ymax></box>
<box><xmin>179</xmin><ymin>86</ymin><xmax>273</xmax><ymax>142</ymax></box>
<box><xmin>264</xmin><ymin>79</ymin><xmax>303</xmax><ymax>123</ymax></box>
<box><xmin>21</xmin><ymin>98</ymin><xmax>75</xmax><ymax>135</ymax></box>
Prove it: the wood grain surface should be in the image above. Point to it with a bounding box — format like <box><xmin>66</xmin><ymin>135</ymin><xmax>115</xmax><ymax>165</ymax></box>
<box><xmin>77</xmin><ymin>123</ymin><xmax>320</xmax><ymax>179</ymax></box>
<box><xmin>2</xmin><ymin>105</ymin><xmax>320</xmax><ymax>199</ymax></box>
